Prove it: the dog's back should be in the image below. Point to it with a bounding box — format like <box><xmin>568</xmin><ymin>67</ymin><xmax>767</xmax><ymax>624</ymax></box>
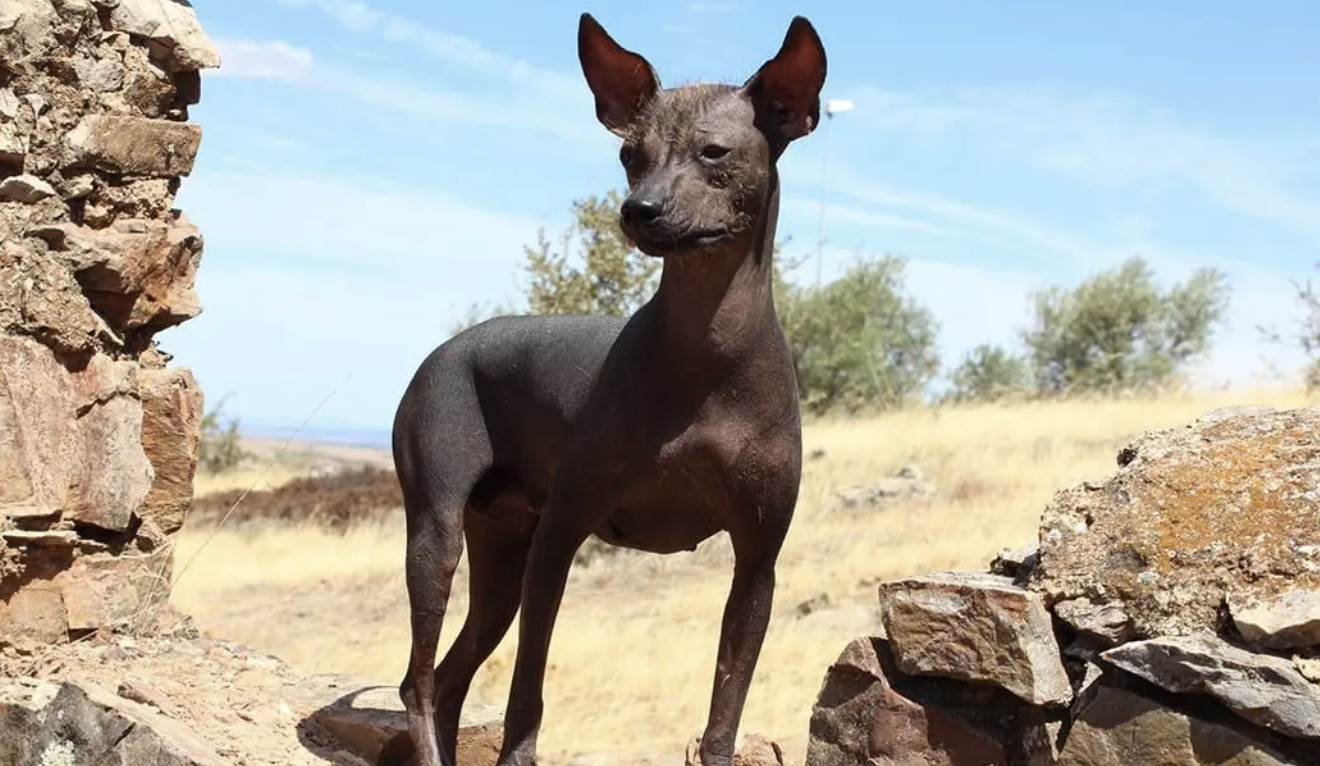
<box><xmin>392</xmin><ymin>314</ymin><xmax>626</xmax><ymax>512</ymax></box>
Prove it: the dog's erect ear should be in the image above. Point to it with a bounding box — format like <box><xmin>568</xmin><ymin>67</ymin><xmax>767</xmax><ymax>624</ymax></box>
<box><xmin>578</xmin><ymin>13</ymin><xmax>660</xmax><ymax>136</ymax></box>
<box><xmin>741</xmin><ymin>17</ymin><xmax>827</xmax><ymax>149</ymax></box>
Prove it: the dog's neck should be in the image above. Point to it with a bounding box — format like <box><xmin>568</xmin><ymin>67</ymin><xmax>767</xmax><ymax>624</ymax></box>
<box><xmin>647</xmin><ymin>175</ymin><xmax>782</xmax><ymax>367</ymax></box>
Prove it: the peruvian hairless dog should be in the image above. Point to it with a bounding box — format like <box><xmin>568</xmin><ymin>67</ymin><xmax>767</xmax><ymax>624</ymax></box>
<box><xmin>392</xmin><ymin>12</ymin><xmax>826</xmax><ymax>766</ymax></box>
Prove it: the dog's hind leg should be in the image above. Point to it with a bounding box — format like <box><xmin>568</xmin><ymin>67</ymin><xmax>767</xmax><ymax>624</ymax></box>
<box><xmin>431</xmin><ymin>493</ymin><xmax>538</xmax><ymax>765</ymax></box>
<box><xmin>398</xmin><ymin>486</ymin><xmax>468</xmax><ymax>766</ymax></box>
<box><xmin>395</xmin><ymin>420</ymin><xmax>489</xmax><ymax>766</ymax></box>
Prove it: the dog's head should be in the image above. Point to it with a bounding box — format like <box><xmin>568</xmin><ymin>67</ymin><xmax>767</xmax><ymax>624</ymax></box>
<box><xmin>578</xmin><ymin>13</ymin><xmax>827</xmax><ymax>259</ymax></box>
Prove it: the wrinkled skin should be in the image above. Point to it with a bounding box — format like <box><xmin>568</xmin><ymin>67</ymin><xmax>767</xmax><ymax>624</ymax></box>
<box><xmin>392</xmin><ymin>13</ymin><xmax>826</xmax><ymax>766</ymax></box>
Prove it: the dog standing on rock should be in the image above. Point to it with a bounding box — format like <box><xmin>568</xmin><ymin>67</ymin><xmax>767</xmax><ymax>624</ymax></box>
<box><xmin>392</xmin><ymin>12</ymin><xmax>827</xmax><ymax>766</ymax></box>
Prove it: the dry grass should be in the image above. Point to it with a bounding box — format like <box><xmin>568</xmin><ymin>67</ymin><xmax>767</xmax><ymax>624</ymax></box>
<box><xmin>169</xmin><ymin>387</ymin><xmax>1315</xmax><ymax>764</ymax></box>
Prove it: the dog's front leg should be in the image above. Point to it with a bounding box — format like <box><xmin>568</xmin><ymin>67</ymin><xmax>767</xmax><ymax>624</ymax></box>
<box><xmin>698</xmin><ymin>532</ymin><xmax>784</xmax><ymax>766</ymax></box>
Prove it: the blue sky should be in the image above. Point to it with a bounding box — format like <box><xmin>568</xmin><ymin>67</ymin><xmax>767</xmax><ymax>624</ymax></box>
<box><xmin>172</xmin><ymin>0</ymin><xmax>1320</xmax><ymax>435</ymax></box>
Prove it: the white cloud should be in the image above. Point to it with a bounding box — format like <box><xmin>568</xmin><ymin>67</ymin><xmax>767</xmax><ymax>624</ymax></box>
<box><xmin>309</xmin><ymin>65</ymin><xmax>603</xmax><ymax>144</ymax></box>
<box><xmin>211</xmin><ymin>38</ymin><xmax>314</xmax><ymax>81</ymax></box>
<box><xmin>781</xmin><ymin>196</ymin><xmax>950</xmax><ymax>236</ymax></box>
<box><xmin>269</xmin><ymin>0</ymin><xmax>583</xmax><ymax>98</ymax></box>
<box><xmin>845</xmin><ymin>85</ymin><xmax>1320</xmax><ymax>238</ymax></box>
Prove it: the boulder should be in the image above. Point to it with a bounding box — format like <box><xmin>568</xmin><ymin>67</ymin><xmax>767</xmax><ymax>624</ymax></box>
<box><xmin>805</xmin><ymin>637</ymin><xmax>1058</xmax><ymax>766</ymax></box>
<box><xmin>1101</xmin><ymin>635</ymin><xmax>1320</xmax><ymax>740</ymax></box>
<box><xmin>137</xmin><ymin>366</ymin><xmax>202</xmax><ymax>533</ymax></box>
<box><xmin>106</xmin><ymin>0</ymin><xmax>222</xmax><ymax>71</ymax></box>
<box><xmin>1054</xmin><ymin>597</ymin><xmax>1136</xmax><ymax>646</ymax></box>
<box><xmin>295</xmin><ymin>681</ymin><xmax>504</xmax><ymax>766</ymax></box>
<box><xmin>0</xmin><ymin>336</ymin><xmax>154</xmax><ymax>531</ymax></box>
<box><xmin>32</xmin><ymin>215</ymin><xmax>205</xmax><ymax>332</ymax></box>
<box><xmin>834</xmin><ymin>464</ymin><xmax>935</xmax><ymax>510</ymax></box>
<box><xmin>1058</xmin><ymin>685</ymin><xmax>1305</xmax><ymax>766</ymax></box>
<box><xmin>877</xmin><ymin>571</ymin><xmax>1072</xmax><ymax>705</ymax></box>
<box><xmin>0</xmin><ymin>678</ymin><xmax>227</xmax><ymax>766</ymax></box>
<box><xmin>63</xmin><ymin>115</ymin><xmax>203</xmax><ymax>177</ymax></box>
<box><xmin>54</xmin><ymin>547</ymin><xmax>173</xmax><ymax>634</ymax></box>
<box><xmin>1031</xmin><ymin>406</ymin><xmax>1320</xmax><ymax>641</ymax></box>
<box><xmin>1229</xmin><ymin>588</ymin><xmax>1320</xmax><ymax>651</ymax></box>
<box><xmin>685</xmin><ymin>734</ymin><xmax>786</xmax><ymax>766</ymax></box>
<box><xmin>0</xmin><ymin>174</ymin><xmax>56</xmax><ymax>203</ymax></box>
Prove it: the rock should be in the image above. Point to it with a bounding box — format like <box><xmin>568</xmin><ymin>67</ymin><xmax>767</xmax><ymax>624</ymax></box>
<box><xmin>0</xmin><ymin>249</ymin><xmax>105</xmax><ymax>357</ymax></box>
<box><xmin>0</xmin><ymin>337</ymin><xmax>154</xmax><ymax>532</ymax></box>
<box><xmin>795</xmin><ymin>592</ymin><xmax>832</xmax><ymax>617</ymax></box>
<box><xmin>33</xmin><ymin>216</ymin><xmax>204</xmax><ymax>331</ymax></box>
<box><xmin>0</xmin><ymin>122</ymin><xmax>26</xmax><ymax>164</ymax></box>
<box><xmin>805</xmin><ymin>636</ymin><xmax>1058</xmax><ymax>766</ymax></box>
<box><xmin>303</xmin><ymin>683</ymin><xmax>504</xmax><ymax>766</ymax></box>
<box><xmin>877</xmin><ymin>571</ymin><xmax>1072</xmax><ymax>705</ymax></box>
<box><xmin>1230</xmin><ymin>588</ymin><xmax>1320</xmax><ymax>651</ymax></box>
<box><xmin>137</xmin><ymin>367</ymin><xmax>202</xmax><ymax>533</ymax></box>
<box><xmin>55</xmin><ymin>548</ymin><xmax>173</xmax><ymax>634</ymax></box>
<box><xmin>0</xmin><ymin>678</ymin><xmax>227</xmax><ymax>765</ymax></box>
<box><xmin>0</xmin><ymin>529</ymin><xmax>79</xmax><ymax>546</ymax></box>
<box><xmin>1058</xmin><ymin>685</ymin><xmax>1302</xmax><ymax>766</ymax></box>
<box><xmin>75</xmin><ymin>56</ymin><xmax>127</xmax><ymax>92</ymax></box>
<box><xmin>0</xmin><ymin>174</ymin><xmax>56</xmax><ymax>203</ymax></box>
<box><xmin>64</xmin><ymin>115</ymin><xmax>203</xmax><ymax>177</ymax></box>
<box><xmin>1055</xmin><ymin>597</ymin><xmax>1137</xmax><ymax>646</ymax></box>
<box><xmin>989</xmin><ymin>543</ymin><xmax>1040</xmax><ymax>581</ymax></box>
<box><xmin>0</xmin><ymin>0</ymin><xmax>58</xmax><ymax>63</ymax></box>
<box><xmin>1296</xmin><ymin>656</ymin><xmax>1320</xmax><ymax>682</ymax></box>
<box><xmin>686</xmin><ymin>734</ymin><xmax>785</xmax><ymax>766</ymax></box>
<box><xmin>0</xmin><ymin>586</ymin><xmax>68</xmax><ymax>646</ymax></box>
<box><xmin>0</xmin><ymin>88</ymin><xmax>18</xmax><ymax>119</ymax></box>
<box><xmin>834</xmin><ymin>464</ymin><xmax>935</xmax><ymax>509</ymax></box>
<box><xmin>1031</xmin><ymin>406</ymin><xmax>1320</xmax><ymax>641</ymax></box>
<box><xmin>1102</xmin><ymin>635</ymin><xmax>1320</xmax><ymax>740</ymax></box>
<box><xmin>107</xmin><ymin>0</ymin><xmax>221</xmax><ymax>71</ymax></box>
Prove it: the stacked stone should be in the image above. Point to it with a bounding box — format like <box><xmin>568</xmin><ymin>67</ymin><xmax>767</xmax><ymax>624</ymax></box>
<box><xmin>806</xmin><ymin>406</ymin><xmax>1320</xmax><ymax>766</ymax></box>
<box><xmin>0</xmin><ymin>0</ymin><xmax>218</xmax><ymax>648</ymax></box>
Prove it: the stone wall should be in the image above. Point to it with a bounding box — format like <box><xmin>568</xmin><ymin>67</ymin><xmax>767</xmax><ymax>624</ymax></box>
<box><xmin>806</xmin><ymin>406</ymin><xmax>1320</xmax><ymax>766</ymax></box>
<box><xmin>0</xmin><ymin>0</ymin><xmax>217</xmax><ymax>648</ymax></box>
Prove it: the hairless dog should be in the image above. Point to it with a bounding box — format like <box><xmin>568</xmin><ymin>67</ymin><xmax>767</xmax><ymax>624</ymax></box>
<box><xmin>391</xmin><ymin>13</ymin><xmax>826</xmax><ymax>766</ymax></box>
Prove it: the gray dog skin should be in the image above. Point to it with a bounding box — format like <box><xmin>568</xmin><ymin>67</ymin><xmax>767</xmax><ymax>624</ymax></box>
<box><xmin>392</xmin><ymin>13</ymin><xmax>826</xmax><ymax>766</ymax></box>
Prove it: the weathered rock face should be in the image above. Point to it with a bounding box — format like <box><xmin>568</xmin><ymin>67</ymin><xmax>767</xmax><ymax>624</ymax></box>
<box><xmin>805</xmin><ymin>637</ymin><xmax>1060</xmax><ymax>766</ymax></box>
<box><xmin>1030</xmin><ymin>406</ymin><xmax>1320</xmax><ymax>643</ymax></box>
<box><xmin>0</xmin><ymin>0</ymin><xmax>216</xmax><ymax>648</ymax></box>
<box><xmin>877</xmin><ymin>571</ymin><xmax>1072</xmax><ymax>706</ymax></box>
<box><xmin>1058</xmin><ymin>686</ymin><xmax>1310</xmax><ymax>766</ymax></box>
<box><xmin>810</xmin><ymin>406</ymin><xmax>1320</xmax><ymax>766</ymax></box>
<box><xmin>1101</xmin><ymin>636</ymin><xmax>1320</xmax><ymax>741</ymax></box>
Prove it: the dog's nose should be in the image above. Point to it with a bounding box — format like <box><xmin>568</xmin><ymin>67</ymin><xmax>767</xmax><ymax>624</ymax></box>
<box><xmin>621</xmin><ymin>196</ymin><xmax>663</xmax><ymax>226</ymax></box>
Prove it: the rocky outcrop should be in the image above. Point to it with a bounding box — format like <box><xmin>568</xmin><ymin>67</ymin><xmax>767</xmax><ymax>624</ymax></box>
<box><xmin>0</xmin><ymin>0</ymin><xmax>214</xmax><ymax>648</ymax></box>
<box><xmin>806</xmin><ymin>406</ymin><xmax>1320</xmax><ymax>766</ymax></box>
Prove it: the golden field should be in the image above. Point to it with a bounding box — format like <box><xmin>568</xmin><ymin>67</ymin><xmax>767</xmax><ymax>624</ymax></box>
<box><xmin>169</xmin><ymin>387</ymin><xmax>1316</xmax><ymax>764</ymax></box>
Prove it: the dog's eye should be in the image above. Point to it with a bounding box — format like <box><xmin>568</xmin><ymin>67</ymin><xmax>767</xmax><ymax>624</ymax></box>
<box><xmin>619</xmin><ymin>145</ymin><xmax>637</xmax><ymax>166</ymax></box>
<box><xmin>700</xmin><ymin>144</ymin><xmax>731</xmax><ymax>161</ymax></box>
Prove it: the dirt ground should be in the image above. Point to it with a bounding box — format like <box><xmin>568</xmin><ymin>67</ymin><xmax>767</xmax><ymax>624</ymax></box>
<box><xmin>171</xmin><ymin>387</ymin><xmax>1319</xmax><ymax>765</ymax></box>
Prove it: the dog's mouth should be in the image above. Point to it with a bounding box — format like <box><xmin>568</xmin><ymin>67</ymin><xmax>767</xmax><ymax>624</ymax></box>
<box><xmin>629</xmin><ymin>226</ymin><xmax>731</xmax><ymax>257</ymax></box>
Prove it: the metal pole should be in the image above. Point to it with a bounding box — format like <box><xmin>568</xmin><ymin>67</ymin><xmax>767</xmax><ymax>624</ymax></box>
<box><xmin>815</xmin><ymin>112</ymin><xmax>833</xmax><ymax>287</ymax></box>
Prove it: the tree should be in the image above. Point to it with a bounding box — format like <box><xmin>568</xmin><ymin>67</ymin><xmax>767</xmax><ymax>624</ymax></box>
<box><xmin>780</xmin><ymin>255</ymin><xmax>941</xmax><ymax>414</ymax></box>
<box><xmin>944</xmin><ymin>343</ymin><xmax>1032</xmax><ymax>404</ymax></box>
<box><xmin>198</xmin><ymin>395</ymin><xmax>250</xmax><ymax>473</ymax></box>
<box><xmin>523</xmin><ymin>190</ymin><xmax>659</xmax><ymax>317</ymax></box>
<box><xmin>1022</xmin><ymin>256</ymin><xmax>1230</xmax><ymax>395</ymax></box>
<box><xmin>1260</xmin><ymin>262</ymin><xmax>1320</xmax><ymax>390</ymax></box>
